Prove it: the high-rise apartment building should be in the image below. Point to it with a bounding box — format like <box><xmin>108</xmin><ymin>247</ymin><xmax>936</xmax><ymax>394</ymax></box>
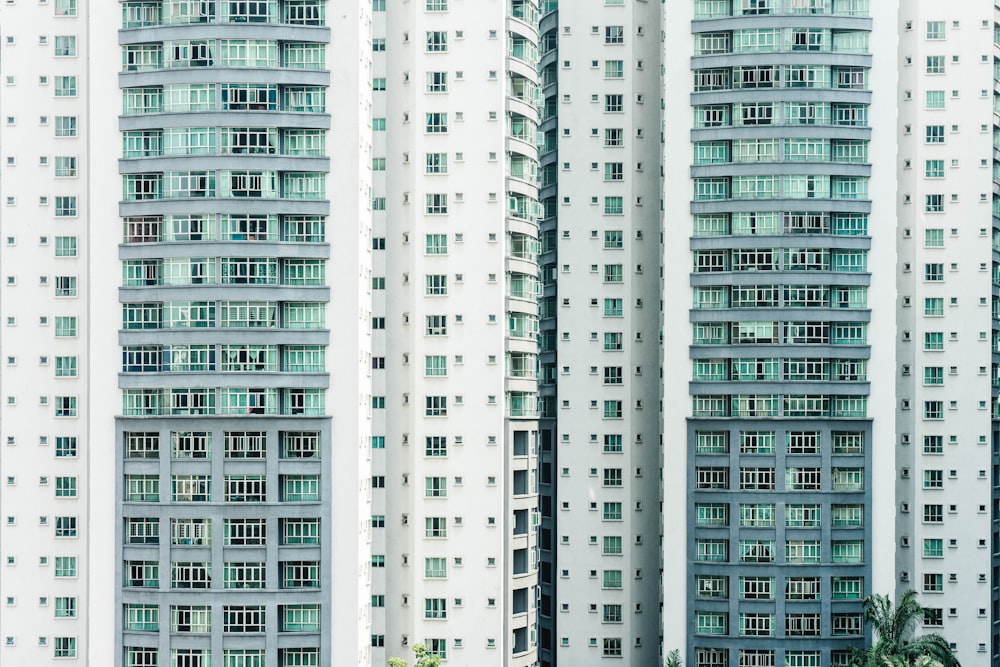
<box><xmin>0</xmin><ymin>0</ymin><xmax>372</xmax><ymax>665</ymax></box>
<box><xmin>4</xmin><ymin>1</ymin><xmax>1000</xmax><ymax>666</ymax></box>
<box><xmin>534</xmin><ymin>2</ymin><xmax>662</xmax><ymax>665</ymax></box>
<box><xmin>664</xmin><ymin>1</ymin><xmax>897</xmax><ymax>665</ymax></box>
<box><xmin>0</xmin><ymin>0</ymin><xmax>92</xmax><ymax>662</ymax></box>
<box><xmin>376</xmin><ymin>0</ymin><xmax>541</xmax><ymax>664</ymax></box>
<box><xmin>896</xmin><ymin>2</ymin><xmax>1000</xmax><ymax>662</ymax></box>
<box><xmin>105</xmin><ymin>1</ymin><xmax>373</xmax><ymax>666</ymax></box>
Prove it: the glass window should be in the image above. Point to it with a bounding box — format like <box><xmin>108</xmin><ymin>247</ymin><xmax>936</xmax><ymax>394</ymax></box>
<box><xmin>55</xmin><ymin>0</ymin><xmax>78</xmax><ymax>15</ymax></box>
<box><xmin>283</xmin><ymin>42</ymin><xmax>324</xmax><ymax>69</ymax></box>
<box><xmin>54</xmin><ymin>76</ymin><xmax>77</xmax><ymax>97</ymax></box>
<box><xmin>426</xmin><ymin>31</ymin><xmax>448</xmax><ymax>52</ymax></box>
<box><xmin>284</xmin><ymin>0</ymin><xmax>325</xmax><ymax>24</ymax></box>
<box><xmin>281</xmin><ymin>604</ymin><xmax>320</xmax><ymax>632</ymax></box>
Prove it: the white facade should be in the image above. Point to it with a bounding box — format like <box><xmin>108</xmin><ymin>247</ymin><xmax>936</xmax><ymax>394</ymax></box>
<box><xmin>4</xmin><ymin>0</ymin><xmax>374</xmax><ymax>665</ymax></box>
<box><xmin>0</xmin><ymin>0</ymin><xmax>91</xmax><ymax>661</ymax></box>
<box><xmin>896</xmin><ymin>2</ymin><xmax>999</xmax><ymax>662</ymax></box>
<box><xmin>2</xmin><ymin>1</ymin><xmax>1000</xmax><ymax>666</ymax></box>
<box><xmin>379</xmin><ymin>1</ymin><xmax>541</xmax><ymax>665</ymax></box>
<box><xmin>536</xmin><ymin>1</ymin><xmax>662</xmax><ymax>664</ymax></box>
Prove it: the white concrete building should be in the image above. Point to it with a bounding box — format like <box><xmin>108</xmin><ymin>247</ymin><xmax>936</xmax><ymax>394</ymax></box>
<box><xmin>4</xmin><ymin>1</ymin><xmax>1000</xmax><ymax>666</ymax></box>
<box><xmin>896</xmin><ymin>2</ymin><xmax>1000</xmax><ymax>662</ymax></box>
<box><xmin>534</xmin><ymin>2</ymin><xmax>662</xmax><ymax>665</ymax></box>
<box><xmin>0</xmin><ymin>0</ymin><xmax>92</xmax><ymax>662</ymax></box>
<box><xmin>4</xmin><ymin>0</ymin><xmax>374</xmax><ymax>665</ymax></box>
<box><xmin>378</xmin><ymin>0</ymin><xmax>541</xmax><ymax>665</ymax></box>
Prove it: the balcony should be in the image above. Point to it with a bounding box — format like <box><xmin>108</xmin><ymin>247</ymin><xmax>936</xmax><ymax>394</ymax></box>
<box><xmin>121</xmin><ymin>387</ymin><xmax>325</xmax><ymax>416</ymax></box>
<box><xmin>693</xmin><ymin>0</ymin><xmax>869</xmax><ymax>20</ymax></box>
<box><xmin>509</xmin><ymin>0</ymin><xmax>539</xmax><ymax>25</ymax></box>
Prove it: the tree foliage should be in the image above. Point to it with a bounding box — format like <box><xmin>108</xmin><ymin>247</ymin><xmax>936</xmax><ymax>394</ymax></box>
<box><xmin>848</xmin><ymin>591</ymin><xmax>959</xmax><ymax>667</ymax></box>
<box><xmin>388</xmin><ymin>644</ymin><xmax>441</xmax><ymax>667</ymax></box>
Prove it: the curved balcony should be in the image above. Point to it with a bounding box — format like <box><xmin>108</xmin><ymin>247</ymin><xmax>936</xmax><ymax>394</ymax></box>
<box><xmin>121</xmin><ymin>0</ymin><xmax>328</xmax><ymax>30</ymax></box>
<box><xmin>121</xmin><ymin>157</ymin><xmax>329</xmax><ymax>176</ymax></box>
<box><xmin>693</xmin><ymin>72</ymin><xmax>870</xmax><ymax>95</ymax></box>
<box><xmin>121</xmin><ymin>269</ymin><xmax>329</xmax><ymax>289</ymax></box>
<box><xmin>508</xmin><ymin>34</ymin><xmax>538</xmax><ymax>64</ymax></box>
<box><xmin>121</xmin><ymin>386</ymin><xmax>326</xmax><ymax>417</ymax></box>
<box><xmin>507</xmin><ymin>302</ymin><xmax>539</xmax><ymax>324</ymax></box>
<box><xmin>508</xmin><ymin>312</ymin><xmax>539</xmax><ymax>339</ymax></box>
<box><xmin>539</xmin><ymin>61</ymin><xmax>556</xmax><ymax>91</ymax></box>
<box><xmin>506</xmin><ymin>377</ymin><xmax>538</xmax><ymax>397</ymax></box>
<box><xmin>506</xmin><ymin>262</ymin><xmax>538</xmax><ymax>288</ymax></box>
<box><xmin>693</xmin><ymin>101</ymin><xmax>869</xmax><ymax>131</ymax></box>
<box><xmin>508</xmin><ymin>0</ymin><xmax>539</xmax><ymax>29</ymax></box>
<box><xmin>507</xmin><ymin>57</ymin><xmax>538</xmax><ymax>84</ymax></box>
<box><xmin>120</xmin><ymin>371</ymin><xmax>330</xmax><ymax>391</ymax></box>
<box><xmin>693</xmin><ymin>26</ymin><xmax>871</xmax><ymax>52</ymax></box>
<box><xmin>121</xmin><ymin>83</ymin><xmax>328</xmax><ymax>117</ymax></box>
<box><xmin>507</xmin><ymin>183</ymin><xmax>539</xmax><ymax>210</ymax></box>
<box><xmin>507</xmin><ymin>232</ymin><xmax>540</xmax><ymax>263</ymax></box>
<box><xmin>691</xmin><ymin>197</ymin><xmax>870</xmax><ymax>218</ymax></box>
<box><xmin>508</xmin><ymin>112</ymin><xmax>538</xmax><ymax>138</ymax></box>
<box><xmin>692</xmin><ymin>164</ymin><xmax>870</xmax><ymax>181</ymax></box>
<box><xmin>508</xmin><ymin>74</ymin><xmax>538</xmax><ymax>106</ymax></box>
<box><xmin>507</xmin><ymin>97</ymin><xmax>537</xmax><ymax>127</ymax></box>
<box><xmin>538</xmin><ymin>98</ymin><xmax>556</xmax><ymax>131</ymax></box>
<box><xmin>506</xmin><ymin>352</ymin><xmax>538</xmax><ymax>381</ymax></box>
<box><xmin>537</xmin><ymin>31</ymin><xmax>557</xmax><ymax>71</ymax></box>
<box><xmin>119</xmin><ymin>128</ymin><xmax>327</xmax><ymax>162</ymax></box>
<box><xmin>122</xmin><ymin>171</ymin><xmax>326</xmax><ymax>200</ymax></box>
<box><xmin>693</xmin><ymin>52</ymin><xmax>871</xmax><ymax>70</ymax></box>
<box><xmin>120</xmin><ymin>70</ymin><xmax>328</xmax><ymax>94</ymax></box>
<box><xmin>120</xmin><ymin>202</ymin><xmax>329</xmax><ymax>222</ymax></box>
<box><xmin>689</xmin><ymin>393</ymin><xmax>868</xmax><ymax>420</ymax></box>
<box><xmin>122</xmin><ymin>213</ymin><xmax>325</xmax><ymax>244</ymax></box>
<box><xmin>688</xmin><ymin>212</ymin><xmax>871</xmax><ymax>240</ymax></box>
<box><xmin>506</xmin><ymin>391</ymin><xmax>539</xmax><ymax>419</ymax></box>
<box><xmin>120</xmin><ymin>23</ymin><xmax>329</xmax><ymax>45</ymax></box>
<box><xmin>508</xmin><ymin>193</ymin><xmax>541</xmax><ymax>224</ymax></box>
<box><xmin>508</xmin><ymin>154</ymin><xmax>538</xmax><ymax>185</ymax></box>
<box><xmin>508</xmin><ymin>271</ymin><xmax>541</xmax><ymax>300</ymax></box>
<box><xmin>691</xmin><ymin>248</ymin><xmax>869</xmax><ymax>274</ymax></box>
<box><xmin>692</xmin><ymin>88</ymin><xmax>871</xmax><ymax>110</ymax></box>
<box><xmin>120</xmin><ymin>257</ymin><xmax>329</xmax><ymax>304</ymax></box>
<box><xmin>119</xmin><ymin>169</ymin><xmax>329</xmax><ymax>220</ymax></box>
<box><xmin>119</xmin><ymin>329</ymin><xmax>329</xmax><ymax>349</ymax></box>
<box><xmin>120</xmin><ymin>41</ymin><xmax>327</xmax><ymax>71</ymax></box>
<box><xmin>121</xmin><ymin>313</ymin><xmax>327</xmax><ymax>333</ymax></box>
<box><xmin>692</xmin><ymin>0</ymin><xmax>871</xmax><ymax>21</ymax></box>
